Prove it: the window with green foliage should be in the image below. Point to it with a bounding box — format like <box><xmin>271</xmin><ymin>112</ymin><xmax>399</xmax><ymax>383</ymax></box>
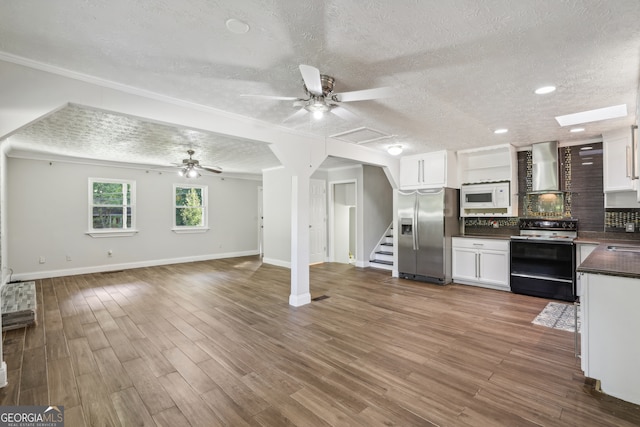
<box><xmin>174</xmin><ymin>184</ymin><xmax>207</xmax><ymax>228</ymax></box>
<box><xmin>89</xmin><ymin>178</ymin><xmax>135</xmax><ymax>231</ymax></box>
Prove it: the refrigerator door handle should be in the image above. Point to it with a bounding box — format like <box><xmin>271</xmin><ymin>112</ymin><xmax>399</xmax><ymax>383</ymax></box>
<box><xmin>413</xmin><ymin>197</ymin><xmax>419</xmax><ymax>250</ymax></box>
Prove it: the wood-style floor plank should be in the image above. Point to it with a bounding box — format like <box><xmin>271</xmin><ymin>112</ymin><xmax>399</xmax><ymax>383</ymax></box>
<box><xmin>4</xmin><ymin>257</ymin><xmax>639</xmax><ymax>427</ymax></box>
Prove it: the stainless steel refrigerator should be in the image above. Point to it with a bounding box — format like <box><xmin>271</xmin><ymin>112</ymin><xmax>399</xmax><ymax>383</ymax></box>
<box><xmin>398</xmin><ymin>188</ymin><xmax>459</xmax><ymax>284</ymax></box>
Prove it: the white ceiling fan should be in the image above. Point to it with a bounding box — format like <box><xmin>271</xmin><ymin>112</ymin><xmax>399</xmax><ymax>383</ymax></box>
<box><xmin>242</xmin><ymin>64</ymin><xmax>393</xmax><ymax>121</ymax></box>
<box><xmin>175</xmin><ymin>150</ymin><xmax>222</xmax><ymax>178</ymax></box>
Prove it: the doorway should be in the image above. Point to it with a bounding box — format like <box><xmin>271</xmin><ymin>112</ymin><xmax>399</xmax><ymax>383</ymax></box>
<box><xmin>257</xmin><ymin>186</ymin><xmax>263</xmax><ymax>257</ymax></box>
<box><xmin>309</xmin><ymin>179</ymin><xmax>327</xmax><ymax>264</ymax></box>
<box><xmin>331</xmin><ymin>181</ymin><xmax>357</xmax><ymax>264</ymax></box>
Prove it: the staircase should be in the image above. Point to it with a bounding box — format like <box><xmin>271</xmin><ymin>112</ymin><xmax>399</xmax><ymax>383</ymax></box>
<box><xmin>369</xmin><ymin>223</ymin><xmax>394</xmax><ymax>271</ymax></box>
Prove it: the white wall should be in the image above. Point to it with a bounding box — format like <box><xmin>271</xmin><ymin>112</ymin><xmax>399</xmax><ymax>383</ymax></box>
<box><xmin>7</xmin><ymin>157</ymin><xmax>260</xmax><ymax>279</ymax></box>
<box><xmin>262</xmin><ymin>167</ymin><xmax>292</xmax><ymax>267</ymax></box>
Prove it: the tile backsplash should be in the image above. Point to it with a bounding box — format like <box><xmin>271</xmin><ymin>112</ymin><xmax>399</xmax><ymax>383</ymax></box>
<box><xmin>605</xmin><ymin>209</ymin><xmax>640</xmax><ymax>232</ymax></box>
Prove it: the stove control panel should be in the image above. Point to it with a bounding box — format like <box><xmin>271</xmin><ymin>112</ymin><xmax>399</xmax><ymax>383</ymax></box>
<box><xmin>519</xmin><ymin>218</ymin><xmax>578</xmax><ymax>231</ymax></box>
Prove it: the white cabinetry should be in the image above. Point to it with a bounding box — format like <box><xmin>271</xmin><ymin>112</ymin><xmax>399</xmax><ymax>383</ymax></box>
<box><xmin>575</xmin><ymin>243</ymin><xmax>598</xmax><ymax>297</ymax></box>
<box><xmin>457</xmin><ymin>144</ymin><xmax>518</xmax><ymax>216</ymax></box>
<box><xmin>452</xmin><ymin>237</ymin><xmax>510</xmax><ymax>291</ymax></box>
<box><xmin>457</xmin><ymin>144</ymin><xmax>517</xmax><ymax>184</ymax></box>
<box><xmin>399</xmin><ymin>150</ymin><xmax>457</xmax><ymax>189</ymax></box>
<box><xmin>580</xmin><ymin>272</ymin><xmax>640</xmax><ymax>405</ymax></box>
<box><xmin>603</xmin><ymin>127</ymin><xmax>637</xmax><ymax>192</ymax></box>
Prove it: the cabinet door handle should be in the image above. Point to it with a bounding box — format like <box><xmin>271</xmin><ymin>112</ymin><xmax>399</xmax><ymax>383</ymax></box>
<box><xmin>626</xmin><ymin>145</ymin><xmax>632</xmax><ymax>178</ymax></box>
<box><xmin>632</xmin><ymin>125</ymin><xmax>638</xmax><ymax>179</ymax></box>
<box><xmin>477</xmin><ymin>253</ymin><xmax>481</xmax><ymax>278</ymax></box>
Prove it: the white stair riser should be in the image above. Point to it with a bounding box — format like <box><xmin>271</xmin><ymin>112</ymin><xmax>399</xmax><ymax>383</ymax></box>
<box><xmin>374</xmin><ymin>253</ymin><xmax>394</xmax><ymax>262</ymax></box>
<box><xmin>369</xmin><ymin>262</ymin><xmax>393</xmax><ymax>271</ymax></box>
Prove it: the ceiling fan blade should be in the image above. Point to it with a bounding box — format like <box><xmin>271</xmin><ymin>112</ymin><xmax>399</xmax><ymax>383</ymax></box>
<box><xmin>299</xmin><ymin>64</ymin><xmax>323</xmax><ymax>96</ymax></box>
<box><xmin>197</xmin><ymin>165</ymin><xmax>223</xmax><ymax>174</ymax></box>
<box><xmin>333</xmin><ymin>86</ymin><xmax>394</xmax><ymax>102</ymax></box>
<box><xmin>240</xmin><ymin>94</ymin><xmax>299</xmax><ymax>101</ymax></box>
<box><xmin>331</xmin><ymin>106</ymin><xmax>359</xmax><ymax>121</ymax></box>
<box><xmin>282</xmin><ymin>108</ymin><xmax>308</xmax><ymax>123</ymax></box>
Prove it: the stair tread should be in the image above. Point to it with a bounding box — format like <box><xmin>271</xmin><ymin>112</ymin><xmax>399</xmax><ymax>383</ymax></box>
<box><xmin>376</xmin><ymin>251</ymin><xmax>393</xmax><ymax>255</ymax></box>
<box><xmin>381</xmin><ymin>242</ymin><xmax>393</xmax><ymax>246</ymax></box>
<box><xmin>370</xmin><ymin>259</ymin><xmax>394</xmax><ymax>265</ymax></box>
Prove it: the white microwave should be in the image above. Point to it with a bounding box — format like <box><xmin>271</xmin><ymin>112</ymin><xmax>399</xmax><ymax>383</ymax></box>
<box><xmin>461</xmin><ymin>181</ymin><xmax>510</xmax><ymax>209</ymax></box>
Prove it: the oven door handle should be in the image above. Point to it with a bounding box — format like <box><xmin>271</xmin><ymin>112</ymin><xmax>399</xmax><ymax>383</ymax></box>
<box><xmin>510</xmin><ymin>273</ymin><xmax>573</xmax><ymax>284</ymax></box>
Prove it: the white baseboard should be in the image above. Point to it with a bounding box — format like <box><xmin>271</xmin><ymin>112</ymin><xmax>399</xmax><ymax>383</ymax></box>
<box><xmin>262</xmin><ymin>258</ymin><xmax>291</xmax><ymax>269</ymax></box>
<box><xmin>289</xmin><ymin>292</ymin><xmax>311</xmax><ymax>307</ymax></box>
<box><xmin>354</xmin><ymin>260</ymin><xmax>368</xmax><ymax>268</ymax></box>
<box><xmin>10</xmin><ymin>250</ymin><xmax>260</xmax><ymax>282</ymax></box>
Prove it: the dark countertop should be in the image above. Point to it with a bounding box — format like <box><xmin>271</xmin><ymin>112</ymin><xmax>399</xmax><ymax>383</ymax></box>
<box><xmin>453</xmin><ymin>235</ymin><xmax>511</xmax><ymax>240</ymax></box>
<box><xmin>577</xmin><ymin>243</ymin><xmax>640</xmax><ymax>278</ymax></box>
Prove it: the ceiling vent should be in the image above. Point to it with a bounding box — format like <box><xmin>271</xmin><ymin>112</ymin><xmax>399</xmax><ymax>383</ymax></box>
<box><xmin>330</xmin><ymin>127</ymin><xmax>393</xmax><ymax>144</ymax></box>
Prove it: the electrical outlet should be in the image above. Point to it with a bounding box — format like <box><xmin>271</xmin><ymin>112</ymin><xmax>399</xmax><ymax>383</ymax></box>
<box><xmin>38</xmin><ymin>256</ymin><xmax>46</xmax><ymax>264</ymax></box>
<box><xmin>107</xmin><ymin>249</ymin><xmax>113</xmax><ymax>257</ymax></box>
<box><xmin>625</xmin><ymin>222</ymin><xmax>635</xmax><ymax>232</ymax></box>
<box><xmin>66</xmin><ymin>255</ymin><xmax>72</xmax><ymax>261</ymax></box>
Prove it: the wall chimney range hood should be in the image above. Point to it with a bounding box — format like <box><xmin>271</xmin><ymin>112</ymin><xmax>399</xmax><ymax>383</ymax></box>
<box><xmin>531</xmin><ymin>141</ymin><xmax>559</xmax><ymax>192</ymax></box>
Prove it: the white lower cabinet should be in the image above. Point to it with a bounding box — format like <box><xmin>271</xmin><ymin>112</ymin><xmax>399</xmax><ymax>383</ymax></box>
<box><xmin>575</xmin><ymin>243</ymin><xmax>598</xmax><ymax>297</ymax></box>
<box><xmin>452</xmin><ymin>237</ymin><xmax>510</xmax><ymax>291</ymax></box>
<box><xmin>580</xmin><ymin>272</ymin><xmax>640</xmax><ymax>405</ymax></box>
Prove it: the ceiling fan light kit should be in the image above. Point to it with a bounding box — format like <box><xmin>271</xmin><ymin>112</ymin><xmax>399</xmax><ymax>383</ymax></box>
<box><xmin>243</xmin><ymin>64</ymin><xmax>392</xmax><ymax>131</ymax></box>
<box><xmin>177</xmin><ymin>150</ymin><xmax>222</xmax><ymax>178</ymax></box>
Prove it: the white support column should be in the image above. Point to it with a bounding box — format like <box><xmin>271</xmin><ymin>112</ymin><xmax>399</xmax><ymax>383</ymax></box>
<box><xmin>289</xmin><ymin>174</ymin><xmax>311</xmax><ymax>306</ymax></box>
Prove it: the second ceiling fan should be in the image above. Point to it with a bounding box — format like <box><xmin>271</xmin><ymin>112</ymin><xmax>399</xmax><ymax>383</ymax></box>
<box><xmin>242</xmin><ymin>64</ymin><xmax>392</xmax><ymax>122</ymax></box>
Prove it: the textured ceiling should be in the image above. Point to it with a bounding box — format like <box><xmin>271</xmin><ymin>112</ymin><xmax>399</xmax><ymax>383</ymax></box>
<box><xmin>10</xmin><ymin>104</ymin><xmax>281</xmax><ymax>174</ymax></box>
<box><xmin>1</xmin><ymin>0</ymin><xmax>640</xmax><ymax>173</ymax></box>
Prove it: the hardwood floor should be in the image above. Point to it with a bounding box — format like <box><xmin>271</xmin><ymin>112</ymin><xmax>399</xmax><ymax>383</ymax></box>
<box><xmin>2</xmin><ymin>256</ymin><xmax>639</xmax><ymax>426</ymax></box>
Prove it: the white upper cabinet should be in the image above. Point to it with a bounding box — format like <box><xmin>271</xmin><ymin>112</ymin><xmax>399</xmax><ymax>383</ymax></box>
<box><xmin>399</xmin><ymin>150</ymin><xmax>457</xmax><ymax>189</ymax></box>
<box><xmin>457</xmin><ymin>144</ymin><xmax>518</xmax><ymax>185</ymax></box>
<box><xmin>603</xmin><ymin>127</ymin><xmax>637</xmax><ymax>193</ymax></box>
<box><xmin>456</xmin><ymin>144</ymin><xmax>518</xmax><ymax>216</ymax></box>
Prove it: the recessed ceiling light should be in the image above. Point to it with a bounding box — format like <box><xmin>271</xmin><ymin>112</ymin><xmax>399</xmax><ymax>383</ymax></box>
<box><xmin>387</xmin><ymin>145</ymin><xmax>403</xmax><ymax>156</ymax></box>
<box><xmin>225</xmin><ymin>18</ymin><xmax>250</xmax><ymax>34</ymax></box>
<box><xmin>494</xmin><ymin>128</ymin><xmax>508</xmax><ymax>134</ymax></box>
<box><xmin>555</xmin><ymin>104</ymin><xmax>627</xmax><ymax>127</ymax></box>
<box><xmin>535</xmin><ymin>86</ymin><xmax>556</xmax><ymax>95</ymax></box>
<box><xmin>570</xmin><ymin>127</ymin><xmax>585</xmax><ymax>133</ymax></box>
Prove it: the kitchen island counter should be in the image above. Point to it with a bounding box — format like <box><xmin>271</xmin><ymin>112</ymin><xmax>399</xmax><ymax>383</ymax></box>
<box><xmin>578</xmin><ymin>243</ymin><xmax>640</xmax><ymax>278</ymax></box>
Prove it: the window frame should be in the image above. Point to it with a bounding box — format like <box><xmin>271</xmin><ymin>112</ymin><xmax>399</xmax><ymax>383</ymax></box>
<box><xmin>172</xmin><ymin>183</ymin><xmax>209</xmax><ymax>234</ymax></box>
<box><xmin>87</xmin><ymin>178</ymin><xmax>138</xmax><ymax>238</ymax></box>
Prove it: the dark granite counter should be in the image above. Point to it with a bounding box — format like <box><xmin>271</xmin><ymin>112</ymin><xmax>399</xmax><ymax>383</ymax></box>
<box><xmin>453</xmin><ymin>234</ymin><xmax>511</xmax><ymax>240</ymax></box>
<box><xmin>577</xmin><ymin>243</ymin><xmax>640</xmax><ymax>278</ymax></box>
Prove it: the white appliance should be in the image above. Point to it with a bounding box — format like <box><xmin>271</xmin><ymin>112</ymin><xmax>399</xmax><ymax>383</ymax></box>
<box><xmin>461</xmin><ymin>181</ymin><xmax>510</xmax><ymax>212</ymax></box>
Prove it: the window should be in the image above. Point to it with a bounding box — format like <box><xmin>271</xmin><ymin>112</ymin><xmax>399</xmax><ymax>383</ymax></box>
<box><xmin>173</xmin><ymin>184</ymin><xmax>208</xmax><ymax>232</ymax></box>
<box><xmin>88</xmin><ymin>178</ymin><xmax>137</xmax><ymax>237</ymax></box>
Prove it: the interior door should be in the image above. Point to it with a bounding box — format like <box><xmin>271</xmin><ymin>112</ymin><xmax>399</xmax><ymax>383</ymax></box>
<box><xmin>309</xmin><ymin>179</ymin><xmax>326</xmax><ymax>264</ymax></box>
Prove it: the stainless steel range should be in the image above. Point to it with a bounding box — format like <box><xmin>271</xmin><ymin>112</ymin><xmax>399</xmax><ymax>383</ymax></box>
<box><xmin>510</xmin><ymin>218</ymin><xmax>578</xmax><ymax>301</ymax></box>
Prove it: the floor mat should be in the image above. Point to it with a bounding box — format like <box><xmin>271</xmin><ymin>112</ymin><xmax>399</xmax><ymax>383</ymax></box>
<box><xmin>532</xmin><ymin>301</ymin><xmax>580</xmax><ymax>333</ymax></box>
